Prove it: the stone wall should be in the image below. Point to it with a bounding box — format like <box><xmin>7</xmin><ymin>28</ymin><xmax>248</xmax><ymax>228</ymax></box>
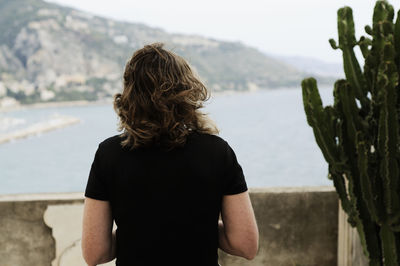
<box><xmin>0</xmin><ymin>187</ymin><xmax>338</xmax><ymax>266</ymax></box>
<box><xmin>219</xmin><ymin>187</ymin><xmax>338</xmax><ymax>266</ymax></box>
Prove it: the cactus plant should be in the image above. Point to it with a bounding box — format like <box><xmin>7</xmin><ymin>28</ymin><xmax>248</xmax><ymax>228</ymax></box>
<box><xmin>302</xmin><ymin>1</ymin><xmax>400</xmax><ymax>265</ymax></box>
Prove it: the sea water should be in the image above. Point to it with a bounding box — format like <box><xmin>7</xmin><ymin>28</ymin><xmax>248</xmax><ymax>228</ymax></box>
<box><xmin>0</xmin><ymin>87</ymin><xmax>334</xmax><ymax>194</ymax></box>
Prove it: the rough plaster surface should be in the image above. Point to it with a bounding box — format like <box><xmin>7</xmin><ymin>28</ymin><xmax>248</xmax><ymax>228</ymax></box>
<box><xmin>218</xmin><ymin>189</ymin><xmax>338</xmax><ymax>266</ymax></box>
<box><xmin>44</xmin><ymin>203</ymin><xmax>115</xmax><ymax>266</ymax></box>
<box><xmin>0</xmin><ymin>200</ymin><xmax>55</xmax><ymax>266</ymax></box>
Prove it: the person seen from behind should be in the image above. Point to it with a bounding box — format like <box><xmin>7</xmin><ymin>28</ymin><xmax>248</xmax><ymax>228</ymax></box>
<box><xmin>82</xmin><ymin>43</ymin><xmax>259</xmax><ymax>266</ymax></box>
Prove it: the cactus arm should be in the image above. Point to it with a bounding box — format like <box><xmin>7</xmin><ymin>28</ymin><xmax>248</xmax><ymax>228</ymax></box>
<box><xmin>333</xmin><ymin>80</ymin><xmax>371</xmax><ymax>260</ymax></box>
<box><xmin>380</xmin><ymin>223</ymin><xmax>399</xmax><ymax>265</ymax></box>
<box><xmin>302</xmin><ymin>78</ymin><xmax>339</xmax><ymax>164</ymax></box>
<box><xmin>329</xmin><ymin>86</ymin><xmax>355</xmax><ymax>219</ymax></box>
<box><xmin>333</xmin><ymin>77</ymin><xmax>383</xmax><ymax>265</ymax></box>
<box><xmin>366</xmin><ymin>25</ymin><xmax>373</xmax><ymax>36</ymax></box>
<box><xmin>365</xmin><ymin>1</ymin><xmax>395</xmax><ymax>98</ymax></box>
<box><xmin>376</xmin><ymin>43</ymin><xmax>400</xmax><ymax>217</ymax></box>
<box><xmin>374</xmin><ymin>32</ymin><xmax>400</xmax><ymax>264</ymax></box>
<box><xmin>395</xmin><ymin>10</ymin><xmax>400</xmax><ymax>47</ymax></box>
<box><xmin>346</xmin><ymin>170</ymin><xmax>383</xmax><ymax>265</ymax></box>
<box><xmin>329</xmin><ymin>39</ymin><xmax>339</xmax><ymax>50</ymax></box>
<box><xmin>332</xmin><ymin>172</ymin><xmax>351</xmax><ymax>212</ymax></box>
<box><xmin>359</xmin><ymin>36</ymin><xmax>372</xmax><ymax>59</ymax></box>
<box><xmin>337</xmin><ymin>7</ymin><xmax>368</xmax><ymax>101</ymax></box>
<box><xmin>371</xmin><ymin>1</ymin><xmax>395</xmax><ymax>63</ymax></box>
<box><xmin>395</xmin><ymin>10</ymin><xmax>400</xmax><ymax>67</ymax></box>
<box><xmin>348</xmin><ymin>164</ymin><xmax>383</xmax><ymax>265</ymax></box>
<box><xmin>355</xmin><ymin>138</ymin><xmax>386</xmax><ymax>266</ymax></box>
<box><xmin>330</xmin><ymin>161</ymin><xmax>353</xmax><ymax>223</ymax></box>
<box><xmin>356</xmin><ymin>132</ymin><xmax>380</xmax><ymax>223</ymax></box>
<box><xmin>373</xmin><ymin>1</ymin><xmax>395</xmax><ymax>28</ymax></box>
<box><xmin>335</xmin><ymin>80</ymin><xmax>360</xmax><ymax>143</ymax></box>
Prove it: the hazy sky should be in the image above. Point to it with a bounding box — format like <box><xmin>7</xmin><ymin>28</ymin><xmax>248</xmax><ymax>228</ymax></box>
<box><xmin>46</xmin><ymin>0</ymin><xmax>400</xmax><ymax>63</ymax></box>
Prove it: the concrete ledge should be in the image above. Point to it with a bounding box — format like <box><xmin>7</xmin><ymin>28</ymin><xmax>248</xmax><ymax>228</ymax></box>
<box><xmin>0</xmin><ymin>187</ymin><xmax>338</xmax><ymax>266</ymax></box>
<box><xmin>249</xmin><ymin>186</ymin><xmax>335</xmax><ymax>193</ymax></box>
<box><xmin>0</xmin><ymin>192</ymin><xmax>84</xmax><ymax>202</ymax></box>
<box><xmin>0</xmin><ymin>186</ymin><xmax>335</xmax><ymax>201</ymax></box>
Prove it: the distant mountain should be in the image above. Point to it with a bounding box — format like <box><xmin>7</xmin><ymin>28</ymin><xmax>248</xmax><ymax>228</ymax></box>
<box><xmin>0</xmin><ymin>0</ymin><xmax>335</xmax><ymax>106</ymax></box>
<box><xmin>273</xmin><ymin>55</ymin><xmax>345</xmax><ymax>78</ymax></box>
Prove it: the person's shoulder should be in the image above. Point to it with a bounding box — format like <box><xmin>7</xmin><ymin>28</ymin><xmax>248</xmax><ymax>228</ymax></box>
<box><xmin>97</xmin><ymin>134</ymin><xmax>125</xmax><ymax>151</ymax></box>
<box><xmin>189</xmin><ymin>131</ymin><xmax>228</xmax><ymax>148</ymax></box>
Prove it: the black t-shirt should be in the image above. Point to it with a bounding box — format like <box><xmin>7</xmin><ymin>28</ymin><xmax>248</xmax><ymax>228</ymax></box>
<box><xmin>85</xmin><ymin>131</ymin><xmax>247</xmax><ymax>266</ymax></box>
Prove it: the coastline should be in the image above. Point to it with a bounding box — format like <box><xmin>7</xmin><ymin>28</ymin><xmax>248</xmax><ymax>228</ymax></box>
<box><xmin>0</xmin><ymin>87</ymin><xmax>303</xmax><ymax>113</ymax></box>
<box><xmin>0</xmin><ymin>99</ymin><xmax>113</xmax><ymax>113</ymax></box>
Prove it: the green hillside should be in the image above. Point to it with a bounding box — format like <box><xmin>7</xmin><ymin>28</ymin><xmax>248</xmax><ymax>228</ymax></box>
<box><xmin>0</xmin><ymin>0</ymin><xmax>332</xmax><ymax>105</ymax></box>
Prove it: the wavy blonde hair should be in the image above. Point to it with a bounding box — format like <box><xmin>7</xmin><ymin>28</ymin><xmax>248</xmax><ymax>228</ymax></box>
<box><xmin>114</xmin><ymin>43</ymin><xmax>218</xmax><ymax>150</ymax></box>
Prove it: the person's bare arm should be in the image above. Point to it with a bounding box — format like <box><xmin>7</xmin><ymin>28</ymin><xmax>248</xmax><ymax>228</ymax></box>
<box><xmin>82</xmin><ymin>197</ymin><xmax>116</xmax><ymax>266</ymax></box>
<box><xmin>218</xmin><ymin>191</ymin><xmax>259</xmax><ymax>260</ymax></box>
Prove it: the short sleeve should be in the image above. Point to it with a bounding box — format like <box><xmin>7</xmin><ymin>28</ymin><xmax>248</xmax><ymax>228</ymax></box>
<box><xmin>84</xmin><ymin>146</ymin><xmax>110</xmax><ymax>201</ymax></box>
<box><xmin>222</xmin><ymin>141</ymin><xmax>248</xmax><ymax>195</ymax></box>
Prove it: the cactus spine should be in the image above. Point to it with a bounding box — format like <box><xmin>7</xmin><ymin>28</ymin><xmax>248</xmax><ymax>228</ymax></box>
<box><xmin>302</xmin><ymin>1</ymin><xmax>400</xmax><ymax>265</ymax></box>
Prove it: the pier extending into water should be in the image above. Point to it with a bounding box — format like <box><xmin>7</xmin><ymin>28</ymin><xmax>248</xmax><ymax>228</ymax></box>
<box><xmin>0</xmin><ymin>115</ymin><xmax>80</xmax><ymax>144</ymax></box>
